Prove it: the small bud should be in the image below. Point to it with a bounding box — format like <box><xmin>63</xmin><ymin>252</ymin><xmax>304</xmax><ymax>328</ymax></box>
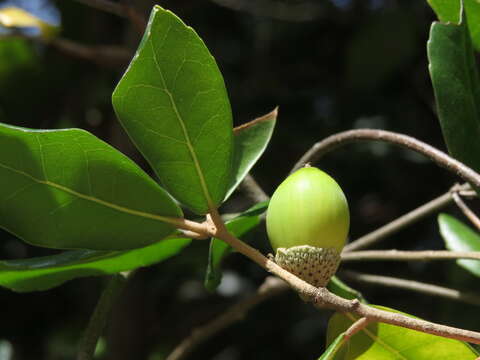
<box><xmin>266</xmin><ymin>166</ymin><xmax>349</xmax><ymax>287</ymax></box>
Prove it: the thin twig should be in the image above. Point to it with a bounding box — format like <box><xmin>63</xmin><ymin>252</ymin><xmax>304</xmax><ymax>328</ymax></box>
<box><xmin>344</xmin><ymin>316</ymin><xmax>370</xmax><ymax>341</ymax></box>
<box><xmin>239</xmin><ymin>174</ymin><xmax>270</xmax><ymax>204</ymax></box>
<box><xmin>4</xmin><ymin>35</ymin><xmax>132</xmax><ymax>68</ymax></box>
<box><xmin>166</xmin><ymin>277</ymin><xmax>288</xmax><ymax>360</ymax></box>
<box><xmin>209</xmin><ymin>0</ymin><xmax>324</xmax><ymax>22</ymax></box>
<box><xmin>77</xmin><ymin>274</ymin><xmax>127</xmax><ymax>360</ymax></box>
<box><xmin>344</xmin><ymin>182</ymin><xmax>475</xmax><ymax>252</ymax></box>
<box><xmin>452</xmin><ymin>192</ymin><xmax>480</xmax><ymax>231</ymax></box>
<box><xmin>341</xmin><ymin>250</ymin><xmax>480</xmax><ymax>262</ymax></box>
<box><xmin>290</xmin><ymin>130</ymin><xmax>480</xmax><ymax>191</ymax></box>
<box><xmin>344</xmin><ymin>189</ymin><xmax>456</xmax><ymax>252</ymax></box>
<box><xmin>73</xmin><ymin>0</ymin><xmax>146</xmax><ymax>33</ymax></box>
<box><xmin>340</xmin><ymin>270</ymin><xmax>480</xmax><ymax>306</ymax></box>
<box><xmin>51</xmin><ymin>38</ymin><xmax>132</xmax><ymax>68</ymax></box>
<box><xmin>178</xmin><ymin>229</ymin><xmax>209</xmax><ymax>240</ymax></box>
<box><xmin>344</xmin><ymin>182</ymin><xmax>474</xmax><ymax>252</ymax></box>
<box><xmin>74</xmin><ymin>0</ymin><xmax>125</xmax><ymax>17</ymax></box>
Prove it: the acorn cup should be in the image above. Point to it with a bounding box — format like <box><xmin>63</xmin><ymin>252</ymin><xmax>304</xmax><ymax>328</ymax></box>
<box><xmin>266</xmin><ymin>166</ymin><xmax>349</xmax><ymax>288</ymax></box>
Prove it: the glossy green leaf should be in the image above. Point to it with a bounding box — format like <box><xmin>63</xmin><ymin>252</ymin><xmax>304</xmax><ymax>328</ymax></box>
<box><xmin>0</xmin><ymin>237</ymin><xmax>190</xmax><ymax>292</ymax></box>
<box><xmin>204</xmin><ymin>201</ymin><xmax>268</xmax><ymax>292</ymax></box>
<box><xmin>326</xmin><ymin>306</ymin><xmax>478</xmax><ymax>359</ymax></box>
<box><xmin>428</xmin><ymin>12</ymin><xmax>480</xmax><ymax>173</ymax></box>
<box><xmin>225</xmin><ymin>108</ymin><xmax>277</xmax><ymax>200</ymax></box>
<box><xmin>438</xmin><ymin>213</ymin><xmax>480</xmax><ymax>277</ymax></box>
<box><xmin>112</xmin><ymin>6</ymin><xmax>233</xmax><ymax>214</ymax></box>
<box><xmin>426</xmin><ymin>0</ymin><xmax>461</xmax><ymax>24</ymax></box>
<box><xmin>318</xmin><ymin>332</ymin><xmax>346</xmax><ymax>360</ymax></box>
<box><xmin>327</xmin><ymin>276</ymin><xmax>367</xmax><ymax>303</ymax></box>
<box><xmin>0</xmin><ymin>123</ymin><xmax>183</xmax><ymax>250</ymax></box>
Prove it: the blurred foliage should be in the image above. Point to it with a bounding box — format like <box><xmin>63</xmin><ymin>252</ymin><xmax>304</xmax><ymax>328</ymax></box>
<box><xmin>0</xmin><ymin>0</ymin><xmax>478</xmax><ymax>359</ymax></box>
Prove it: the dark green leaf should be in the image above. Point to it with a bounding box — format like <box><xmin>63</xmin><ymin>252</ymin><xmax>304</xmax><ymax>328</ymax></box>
<box><xmin>225</xmin><ymin>108</ymin><xmax>277</xmax><ymax>200</ymax></box>
<box><xmin>112</xmin><ymin>6</ymin><xmax>233</xmax><ymax>214</ymax></box>
<box><xmin>427</xmin><ymin>0</ymin><xmax>461</xmax><ymax>23</ymax></box>
<box><xmin>204</xmin><ymin>201</ymin><xmax>268</xmax><ymax>291</ymax></box>
<box><xmin>0</xmin><ymin>123</ymin><xmax>182</xmax><ymax>250</ymax></box>
<box><xmin>326</xmin><ymin>305</ymin><xmax>478</xmax><ymax>359</ymax></box>
<box><xmin>0</xmin><ymin>237</ymin><xmax>190</xmax><ymax>292</ymax></box>
<box><xmin>428</xmin><ymin>12</ymin><xmax>480</xmax><ymax>173</ymax></box>
<box><xmin>327</xmin><ymin>276</ymin><xmax>367</xmax><ymax>303</ymax></box>
<box><xmin>438</xmin><ymin>213</ymin><xmax>480</xmax><ymax>277</ymax></box>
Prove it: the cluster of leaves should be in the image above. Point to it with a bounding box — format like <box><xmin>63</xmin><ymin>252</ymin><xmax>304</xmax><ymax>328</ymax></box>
<box><xmin>0</xmin><ymin>7</ymin><xmax>275</xmax><ymax>292</ymax></box>
<box><xmin>1</xmin><ymin>1</ymin><xmax>480</xmax><ymax>359</ymax></box>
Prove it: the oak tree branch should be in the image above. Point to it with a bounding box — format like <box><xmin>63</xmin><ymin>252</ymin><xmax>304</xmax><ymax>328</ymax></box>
<box><xmin>291</xmin><ymin>129</ymin><xmax>480</xmax><ymax>190</ymax></box>
<box><xmin>341</xmin><ymin>250</ymin><xmax>480</xmax><ymax>262</ymax></box>
<box><xmin>340</xmin><ymin>270</ymin><xmax>480</xmax><ymax>306</ymax></box>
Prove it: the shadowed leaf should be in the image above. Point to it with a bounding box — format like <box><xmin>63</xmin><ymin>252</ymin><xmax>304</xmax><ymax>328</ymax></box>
<box><xmin>0</xmin><ymin>237</ymin><xmax>190</xmax><ymax>292</ymax></box>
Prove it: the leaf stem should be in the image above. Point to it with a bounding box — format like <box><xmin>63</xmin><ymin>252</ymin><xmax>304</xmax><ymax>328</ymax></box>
<box><xmin>344</xmin><ymin>316</ymin><xmax>370</xmax><ymax>341</ymax></box>
<box><xmin>77</xmin><ymin>274</ymin><xmax>127</xmax><ymax>360</ymax></box>
<box><xmin>72</xmin><ymin>0</ymin><xmax>146</xmax><ymax>33</ymax></box>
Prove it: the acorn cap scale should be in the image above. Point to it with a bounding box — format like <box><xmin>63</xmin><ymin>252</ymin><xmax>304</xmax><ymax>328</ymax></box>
<box><xmin>275</xmin><ymin>246</ymin><xmax>341</xmax><ymax>287</ymax></box>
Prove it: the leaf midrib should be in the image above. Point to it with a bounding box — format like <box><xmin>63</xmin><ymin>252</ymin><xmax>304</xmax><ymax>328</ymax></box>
<box><xmin>149</xmin><ymin>30</ymin><xmax>215</xmax><ymax>212</ymax></box>
<box><xmin>0</xmin><ymin>162</ymin><xmax>179</xmax><ymax>226</ymax></box>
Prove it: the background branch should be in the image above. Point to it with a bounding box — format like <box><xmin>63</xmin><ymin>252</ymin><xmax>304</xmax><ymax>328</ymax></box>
<box><xmin>166</xmin><ymin>277</ymin><xmax>288</xmax><ymax>360</ymax></box>
<box><xmin>290</xmin><ymin>129</ymin><xmax>480</xmax><ymax>191</ymax></box>
<box><xmin>51</xmin><ymin>38</ymin><xmax>132</xmax><ymax>68</ymax></box>
<box><xmin>340</xmin><ymin>270</ymin><xmax>480</xmax><ymax>306</ymax></box>
<box><xmin>239</xmin><ymin>174</ymin><xmax>270</xmax><ymax>204</ymax></box>
<box><xmin>341</xmin><ymin>250</ymin><xmax>480</xmax><ymax>262</ymax></box>
<box><xmin>452</xmin><ymin>192</ymin><xmax>480</xmax><ymax>231</ymax></box>
<box><xmin>344</xmin><ymin>188</ymin><xmax>456</xmax><ymax>252</ymax></box>
<box><xmin>72</xmin><ymin>0</ymin><xmax>146</xmax><ymax>33</ymax></box>
<box><xmin>209</xmin><ymin>0</ymin><xmax>325</xmax><ymax>22</ymax></box>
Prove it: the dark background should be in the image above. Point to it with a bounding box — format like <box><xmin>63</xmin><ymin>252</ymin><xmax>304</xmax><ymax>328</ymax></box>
<box><xmin>0</xmin><ymin>0</ymin><xmax>478</xmax><ymax>359</ymax></box>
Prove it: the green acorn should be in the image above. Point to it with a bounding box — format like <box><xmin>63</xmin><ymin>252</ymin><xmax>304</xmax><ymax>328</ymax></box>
<box><xmin>266</xmin><ymin>166</ymin><xmax>349</xmax><ymax>287</ymax></box>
